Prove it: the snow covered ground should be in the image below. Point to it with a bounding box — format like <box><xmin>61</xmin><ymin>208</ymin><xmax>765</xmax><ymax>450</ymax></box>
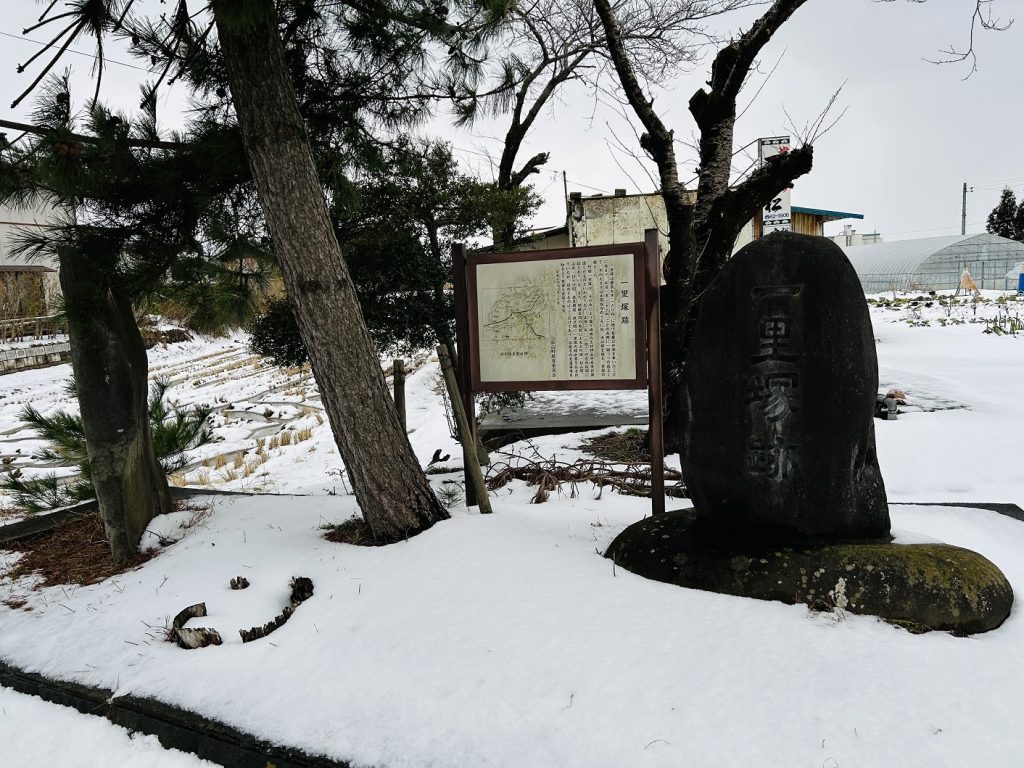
<box><xmin>0</xmin><ymin>291</ymin><xmax>1022</xmax><ymax>767</ymax></box>
<box><xmin>0</xmin><ymin>686</ymin><xmax>214</xmax><ymax>767</ymax></box>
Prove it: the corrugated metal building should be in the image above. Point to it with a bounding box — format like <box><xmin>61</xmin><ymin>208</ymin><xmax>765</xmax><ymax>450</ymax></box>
<box><xmin>840</xmin><ymin>233</ymin><xmax>1024</xmax><ymax>293</ymax></box>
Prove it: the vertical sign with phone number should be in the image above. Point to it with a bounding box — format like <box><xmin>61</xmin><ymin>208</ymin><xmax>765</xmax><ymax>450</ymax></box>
<box><xmin>759</xmin><ymin>136</ymin><xmax>792</xmax><ymax>234</ymax></box>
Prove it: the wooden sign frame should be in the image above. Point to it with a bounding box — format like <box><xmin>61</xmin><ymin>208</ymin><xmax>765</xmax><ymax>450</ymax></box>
<box><xmin>452</xmin><ymin>229</ymin><xmax>665</xmax><ymax>516</ymax></box>
<box><xmin>466</xmin><ymin>243</ymin><xmax>648</xmax><ymax>391</ymax></box>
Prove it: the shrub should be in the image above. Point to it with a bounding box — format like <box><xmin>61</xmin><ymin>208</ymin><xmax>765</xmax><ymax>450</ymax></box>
<box><xmin>1</xmin><ymin>379</ymin><xmax>213</xmax><ymax>514</ymax></box>
<box><xmin>247</xmin><ymin>298</ymin><xmax>308</xmax><ymax>367</ymax></box>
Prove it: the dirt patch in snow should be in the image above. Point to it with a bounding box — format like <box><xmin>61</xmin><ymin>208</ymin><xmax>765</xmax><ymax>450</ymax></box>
<box><xmin>3</xmin><ymin>512</ymin><xmax>157</xmax><ymax>588</ymax></box>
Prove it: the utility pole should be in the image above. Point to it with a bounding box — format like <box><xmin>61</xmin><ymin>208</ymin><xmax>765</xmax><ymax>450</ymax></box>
<box><xmin>961</xmin><ymin>182</ymin><xmax>968</xmax><ymax>235</ymax></box>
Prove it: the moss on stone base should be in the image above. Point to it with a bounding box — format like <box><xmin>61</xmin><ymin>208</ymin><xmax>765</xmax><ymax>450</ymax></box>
<box><xmin>606</xmin><ymin>509</ymin><xmax>1013</xmax><ymax>635</ymax></box>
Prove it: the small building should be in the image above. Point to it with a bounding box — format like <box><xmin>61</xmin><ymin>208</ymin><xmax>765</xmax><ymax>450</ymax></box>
<box><xmin>839</xmin><ymin>233</ymin><xmax>1024</xmax><ymax>294</ymax></box>
<box><xmin>829</xmin><ymin>224</ymin><xmax>883</xmax><ymax>248</ymax></box>
<box><xmin>0</xmin><ymin>203</ymin><xmax>60</xmax><ymax>319</ymax></box>
<box><xmin>514</xmin><ymin>190</ymin><xmax>863</xmax><ymax>259</ymax></box>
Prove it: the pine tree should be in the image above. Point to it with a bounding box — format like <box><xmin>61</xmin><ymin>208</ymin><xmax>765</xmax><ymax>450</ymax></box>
<box><xmin>1013</xmin><ymin>196</ymin><xmax>1024</xmax><ymax>243</ymax></box>
<box><xmin>987</xmin><ymin>187</ymin><xmax>1019</xmax><ymax>239</ymax></box>
<box><xmin>7</xmin><ymin>0</ymin><xmax>521</xmax><ymax>543</ymax></box>
<box><xmin>0</xmin><ymin>78</ymin><xmax>266</xmax><ymax>562</ymax></box>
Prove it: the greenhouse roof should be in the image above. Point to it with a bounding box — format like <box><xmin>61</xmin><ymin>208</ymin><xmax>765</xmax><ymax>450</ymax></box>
<box><xmin>839</xmin><ymin>233</ymin><xmax>1019</xmax><ymax>277</ymax></box>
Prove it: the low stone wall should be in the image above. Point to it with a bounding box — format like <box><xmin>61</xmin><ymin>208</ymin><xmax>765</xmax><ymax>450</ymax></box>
<box><xmin>0</xmin><ymin>341</ymin><xmax>71</xmax><ymax>373</ymax></box>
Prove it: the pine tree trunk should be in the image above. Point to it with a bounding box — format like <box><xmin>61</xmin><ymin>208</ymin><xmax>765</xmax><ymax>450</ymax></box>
<box><xmin>58</xmin><ymin>248</ymin><xmax>172</xmax><ymax>564</ymax></box>
<box><xmin>213</xmin><ymin>0</ymin><xmax>448</xmax><ymax>541</ymax></box>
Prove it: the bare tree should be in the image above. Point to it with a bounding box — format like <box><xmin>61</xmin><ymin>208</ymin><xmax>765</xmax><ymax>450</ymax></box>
<box><xmin>455</xmin><ymin>0</ymin><xmax>756</xmax><ymax>245</ymax></box>
<box><xmin>890</xmin><ymin>0</ymin><xmax>1013</xmax><ymax>77</ymax></box>
<box><xmin>595</xmin><ymin>0</ymin><xmax>814</xmax><ymax>451</ymax></box>
<box><xmin>596</xmin><ymin>0</ymin><xmax>1008</xmax><ymax>451</ymax></box>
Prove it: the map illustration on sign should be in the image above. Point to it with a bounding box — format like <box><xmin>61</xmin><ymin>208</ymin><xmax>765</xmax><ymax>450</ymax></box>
<box><xmin>475</xmin><ymin>253</ymin><xmax>637</xmax><ymax>384</ymax></box>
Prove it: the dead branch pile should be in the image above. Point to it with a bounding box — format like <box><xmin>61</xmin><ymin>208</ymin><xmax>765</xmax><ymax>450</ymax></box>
<box><xmin>577</xmin><ymin>428</ymin><xmax>650</xmax><ymax>464</ymax></box>
<box><xmin>486</xmin><ymin>453</ymin><xmax>683</xmax><ymax>504</ymax></box>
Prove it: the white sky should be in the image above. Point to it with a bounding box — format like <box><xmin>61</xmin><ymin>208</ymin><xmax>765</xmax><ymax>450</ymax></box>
<box><xmin>1</xmin><ymin>1</ymin><xmax>1022</xmax><ymax>241</ymax></box>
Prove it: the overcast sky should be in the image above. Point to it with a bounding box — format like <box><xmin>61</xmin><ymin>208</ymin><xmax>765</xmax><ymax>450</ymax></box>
<box><xmin>2</xmin><ymin>1</ymin><xmax>1022</xmax><ymax>241</ymax></box>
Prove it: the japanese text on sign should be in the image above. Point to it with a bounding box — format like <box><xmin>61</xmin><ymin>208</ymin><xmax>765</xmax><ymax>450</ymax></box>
<box><xmin>475</xmin><ymin>253</ymin><xmax>637</xmax><ymax>383</ymax></box>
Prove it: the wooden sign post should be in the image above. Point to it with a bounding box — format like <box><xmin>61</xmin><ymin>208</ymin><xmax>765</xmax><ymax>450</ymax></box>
<box><xmin>452</xmin><ymin>229</ymin><xmax>665</xmax><ymax>516</ymax></box>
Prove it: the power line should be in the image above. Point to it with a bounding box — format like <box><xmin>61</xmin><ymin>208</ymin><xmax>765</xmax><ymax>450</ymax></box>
<box><xmin>967</xmin><ymin>174</ymin><xmax>1024</xmax><ymax>189</ymax></box>
<box><xmin>0</xmin><ymin>29</ymin><xmax>150</xmax><ymax>74</ymax></box>
<box><xmin>445</xmin><ymin>142</ymin><xmax>613</xmax><ymax>195</ymax></box>
<box><xmin>884</xmin><ymin>220</ymin><xmax>988</xmax><ymax>238</ymax></box>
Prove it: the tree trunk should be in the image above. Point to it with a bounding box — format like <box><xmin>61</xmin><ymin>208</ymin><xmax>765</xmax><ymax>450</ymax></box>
<box><xmin>213</xmin><ymin>0</ymin><xmax>448</xmax><ymax>541</ymax></box>
<box><xmin>58</xmin><ymin>247</ymin><xmax>172</xmax><ymax>564</ymax></box>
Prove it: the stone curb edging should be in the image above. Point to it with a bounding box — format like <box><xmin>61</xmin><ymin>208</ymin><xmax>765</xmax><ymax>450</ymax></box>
<box><xmin>898</xmin><ymin>502</ymin><xmax>1024</xmax><ymax>522</ymax></box>
<box><xmin>0</xmin><ymin>660</ymin><xmax>351</xmax><ymax>768</ymax></box>
<box><xmin>0</xmin><ymin>342</ymin><xmax>71</xmax><ymax>373</ymax></box>
<box><xmin>0</xmin><ymin>498</ymin><xmax>98</xmax><ymax>545</ymax></box>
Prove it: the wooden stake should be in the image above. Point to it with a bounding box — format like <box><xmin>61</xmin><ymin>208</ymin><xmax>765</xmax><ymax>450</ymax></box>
<box><xmin>645</xmin><ymin>228</ymin><xmax>666</xmax><ymax>516</ymax></box>
<box><xmin>392</xmin><ymin>359</ymin><xmax>406</xmax><ymax>432</ymax></box>
<box><xmin>451</xmin><ymin>243</ymin><xmax>479</xmax><ymax>507</ymax></box>
<box><xmin>437</xmin><ymin>343</ymin><xmax>492</xmax><ymax>514</ymax></box>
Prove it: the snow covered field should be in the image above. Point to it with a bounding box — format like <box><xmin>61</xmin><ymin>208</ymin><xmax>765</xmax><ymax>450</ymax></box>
<box><xmin>0</xmin><ymin>292</ymin><xmax>1022</xmax><ymax>767</ymax></box>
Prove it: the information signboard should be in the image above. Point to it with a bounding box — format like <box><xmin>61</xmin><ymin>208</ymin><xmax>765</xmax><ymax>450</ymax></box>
<box><xmin>451</xmin><ymin>232</ymin><xmax>665</xmax><ymax>515</ymax></box>
<box><xmin>467</xmin><ymin>245</ymin><xmax>646</xmax><ymax>391</ymax></box>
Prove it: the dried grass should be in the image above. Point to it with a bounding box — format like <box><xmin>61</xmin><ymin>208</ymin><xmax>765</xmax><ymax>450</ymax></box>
<box><xmin>294</xmin><ymin>427</ymin><xmax>312</xmax><ymax>443</ymax></box>
<box><xmin>577</xmin><ymin>428</ymin><xmax>650</xmax><ymax>464</ymax></box>
<box><xmin>268</xmin><ymin>435</ymin><xmax>280</xmax><ymax>450</ymax></box>
<box><xmin>213</xmin><ymin>453</ymin><xmax>227</xmax><ymax>470</ymax></box>
<box><xmin>279</xmin><ymin>430</ymin><xmax>293</xmax><ymax>447</ymax></box>
<box><xmin>0</xmin><ymin>505</ymin><xmax>22</xmax><ymax>522</ymax></box>
<box><xmin>241</xmin><ymin>458</ymin><xmax>261</xmax><ymax>478</ymax></box>
<box><xmin>322</xmin><ymin>517</ymin><xmax>378</xmax><ymax>547</ymax></box>
<box><xmin>232</xmin><ymin>453</ymin><xmax>244</xmax><ymax>469</ymax></box>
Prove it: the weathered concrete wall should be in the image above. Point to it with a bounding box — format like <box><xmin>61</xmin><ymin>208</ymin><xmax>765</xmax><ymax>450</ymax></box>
<box><xmin>570</xmin><ymin>193</ymin><xmax>677</xmax><ymax>261</ymax></box>
<box><xmin>0</xmin><ymin>341</ymin><xmax>71</xmax><ymax>373</ymax></box>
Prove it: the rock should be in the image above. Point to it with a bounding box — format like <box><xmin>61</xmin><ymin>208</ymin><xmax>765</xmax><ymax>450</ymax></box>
<box><xmin>681</xmin><ymin>231</ymin><xmax>889</xmax><ymax>544</ymax></box>
<box><xmin>606</xmin><ymin>509</ymin><xmax>1013</xmax><ymax>635</ymax></box>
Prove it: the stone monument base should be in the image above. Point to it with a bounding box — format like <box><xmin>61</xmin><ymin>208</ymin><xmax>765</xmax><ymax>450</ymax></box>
<box><xmin>606</xmin><ymin>509</ymin><xmax>1013</xmax><ymax>635</ymax></box>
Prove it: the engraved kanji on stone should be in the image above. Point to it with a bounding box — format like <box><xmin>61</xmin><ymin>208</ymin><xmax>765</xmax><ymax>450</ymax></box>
<box><xmin>746</xmin><ymin>373</ymin><xmax>800</xmax><ymax>423</ymax></box>
<box><xmin>745</xmin><ymin>437</ymin><xmax>798</xmax><ymax>481</ymax></box>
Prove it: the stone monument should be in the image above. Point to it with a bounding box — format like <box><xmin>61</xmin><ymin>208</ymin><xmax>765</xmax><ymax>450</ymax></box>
<box><xmin>681</xmin><ymin>230</ymin><xmax>889</xmax><ymax>544</ymax></box>
<box><xmin>607</xmin><ymin>232</ymin><xmax>1012</xmax><ymax>634</ymax></box>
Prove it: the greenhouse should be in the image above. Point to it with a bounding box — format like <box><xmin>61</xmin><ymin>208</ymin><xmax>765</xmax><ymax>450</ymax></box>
<box><xmin>839</xmin><ymin>233</ymin><xmax>1024</xmax><ymax>294</ymax></box>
